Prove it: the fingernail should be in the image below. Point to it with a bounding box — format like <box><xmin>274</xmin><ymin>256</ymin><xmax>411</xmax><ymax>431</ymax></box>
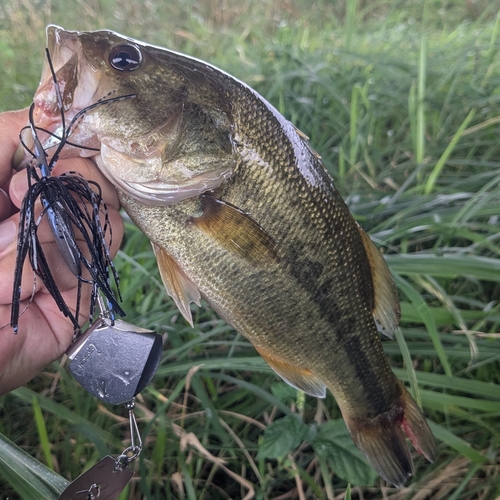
<box><xmin>12</xmin><ymin>139</ymin><xmax>28</xmax><ymax>171</ymax></box>
<box><xmin>0</xmin><ymin>220</ymin><xmax>17</xmax><ymax>254</ymax></box>
<box><xmin>9</xmin><ymin>172</ymin><xmax>28</xmax><ymax>207</ymax></box>
<box><xmin>0</xmin><ymin>189</ymin><xmax>10</xmax><ymax>220</ymax></box>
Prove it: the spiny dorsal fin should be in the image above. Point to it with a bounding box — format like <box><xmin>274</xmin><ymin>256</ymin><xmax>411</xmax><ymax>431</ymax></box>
<box><xmin>357</xmin><ymin>226</ymin><xmax>400</xmax><ymax>339</ymax></box>
<box><xmin>153</xmin><ymin>243</ymin><xmax>201</xmax><ymax>327</ymax></box>
<box><xmin>255</xmin><ymin>346</ymin><xmax>327</xmax><ymax>398</ymax></box>
<box><xmin>189</xmin><ymin>194</ymin><xmax>280</xmax><ymax>265</ymax></box>
<box><xmin>293</xmin><ymin>125</ymin><xmax>322</xmax><ymax>159</ymax></box>
<box><xmin>293</xmin><ymin>125</ymin><xmax>310</xmax><ymax>141</ymax></box>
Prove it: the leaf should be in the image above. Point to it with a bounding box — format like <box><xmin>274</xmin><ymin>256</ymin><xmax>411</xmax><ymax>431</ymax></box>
<box><xmin>270</xmin><ymin>382</ymin><xmax>299</xmax><ymax>403</ymax></box>
<box><xmin>0</xmin><ymin>432</ymin><xmax>68</xmax><ymax>500</ymax></box>
<box><xmin>257</xmin><ymin>414</ymin><xmax>308</xmax><ymax>460</ymax></box>
<box><xmin>312</xmin><ymin>419</ymin><xmax>378</xmax><ymax>486</ymax></box>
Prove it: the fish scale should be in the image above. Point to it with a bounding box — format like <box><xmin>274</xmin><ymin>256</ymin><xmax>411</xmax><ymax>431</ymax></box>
<box><xmin>29</xmin><ymin>25</ymin><xmax>436</xmax><ymax>487</ymax></box>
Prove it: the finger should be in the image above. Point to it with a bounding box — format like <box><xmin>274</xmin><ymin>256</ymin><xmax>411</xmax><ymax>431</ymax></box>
<box><xmin>0</xmin><ymin>218</ymin><xmax>17</xmax><ymax>261</ymax></box>
<box><xmin>0</xmin><ymin>109</ymin><xmax>29</xmax><ymax>187</ymax></box>
<box><xmin>0</xmin><ymin>188</ymin><xmax>11</xmax><ymax>221</ymax></box>
<box><xmin>0</xmin><ymin>299</ymin><xmax>75</xmax><ymax>395</ymax></box>
<box><xmin>0</xmin><ymin>205</ymin><xmax>124</xmax><ymax>304</ymax></box>
<box><xmin>7</xmin><ymin>170</ymin><xmax>27</xmax><ymax>210</ymax></box>
<box><xmin>52</xmin><ymin>157</ymin><xmax>121</xmax><ymax>210</ymax></box>
<box><xmin>9</xmin><ymin>157</ymin><xmax>121</xmax><ymax>211</ymax></box>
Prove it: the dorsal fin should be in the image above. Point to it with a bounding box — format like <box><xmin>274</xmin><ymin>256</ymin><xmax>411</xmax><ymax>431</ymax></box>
<box><xmin>357</xmin><ymin>226</ymin><xmax>400</xmax><ymax>339</ymax></box>
<box><xmin>153</xmin><ymin>243</ymin><xmax>201</xmax><ymax>327</ymax></box>
<box><xmin>293</xmin><ymin>125</ymin><xmax>323</xmax><ymax>159</ymax></box>
<box><xmin>189</xmin><ymin>194</ymin><xmax>280</xmax><ymax>265</ymax></box>
<box><xmin>255</xmin><ymin>346</ymin><xmax>327</xmax><ymax>398</ymax></box>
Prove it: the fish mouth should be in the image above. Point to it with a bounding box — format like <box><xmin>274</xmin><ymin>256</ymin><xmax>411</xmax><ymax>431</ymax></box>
<box><xmin>14</xmin><ymin>106</ymin><xmax>91</xmax><ymax>171</ymax></box>
<box><xmin>18</xmin><ymin>25</ymin><xmax>103</xmax><ymax>165</ymax></box>
<box><xmin>29</xmin><ymin>105</ymin><xmax>101</xmax><ymax>159</ymax></box>
<box><xmin>34</xmin><ymin>27</ymin><xmax>82</xmax><ymax>127</ymax></box>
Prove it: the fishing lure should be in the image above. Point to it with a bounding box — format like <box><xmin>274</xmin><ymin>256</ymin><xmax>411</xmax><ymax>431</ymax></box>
<box><xmin>10</xmin><ymin>49</ymin><xmax>134</xmax><ymax>335</ymax></box>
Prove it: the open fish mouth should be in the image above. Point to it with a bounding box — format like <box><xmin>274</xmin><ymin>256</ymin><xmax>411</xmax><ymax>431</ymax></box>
<box><xmin>14</xmin><ymin>109</ymin><xmax>101</xmax><ymax>173</ymax></box>
<box><xmin>26</xmin><ymin>26</ymin><xmax>104</xmax><ymax>159</ymax></box>
<box><xmin>14</xmin><ymin>110</ymin><xmax>92</xmax><ymax>171</ymax></box>
<box><xmin>21</xmin><ymin>109</ymin><xmax>82</xmax><ymax>157</ymax></box>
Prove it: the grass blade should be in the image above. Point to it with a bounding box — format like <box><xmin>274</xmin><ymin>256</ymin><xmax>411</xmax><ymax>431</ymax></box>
<box><xmin>394</xmin><ymin>326</ymin><xmax>422</xmax><ymax>406</ymax></box>
<box><xmin>12</xmin><ymin>387</ymin><xmax>121</xmax><ymax>449</ymax></box>
<box><xmin>344</xmin><ymin>484</ymin><xmax>352</xmax><ymax>500</ymax></box>
<box><xmin>386</xmin><ymin>253</ymin><xmax>500</xmax><ymax>283</ymax></box>
<box><xmin>427</xmin><ymin>421</ymin><xmax>489</xmax><ymax>464</ymax></box>
<box><xmin>393</xmin><ymin>369</ymin><xmax>500</xmax><ymax>400</ymax></box>
<box><xmin>0</xmin><ymin>432</ymin><xmax>68</xmax><ymax>499</ymax></box>
<box><xmin>424</xmin><ymin>108</ymin><xmax>477</xmax><ymax>194</ymax></box>
<box><xmin>32</xmin><ymin>397</ymin><xmax>54</xmax><ymax>470</ymax></box>
<box><xmin>416</xmin><ymin>33</ymin><xmax>426</xmax><ymax>166</ymax></box>
<box><xmin>393</xmin><ymin>274</ymin><xmax>452</xmax><ymax>376</ymax></box>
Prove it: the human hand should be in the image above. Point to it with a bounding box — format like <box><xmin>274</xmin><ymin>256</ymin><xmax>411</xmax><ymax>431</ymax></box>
<box><xmin>0</xmin><ymin>109</ymin><xmax>124</xmax><ymax>394</ymax></box>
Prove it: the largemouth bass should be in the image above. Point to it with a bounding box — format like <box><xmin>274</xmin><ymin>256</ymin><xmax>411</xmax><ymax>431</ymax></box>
<box><xmin>28</xmin><ymin>25</ymin><xmax>435</xmax><ymax>487</ymax></box>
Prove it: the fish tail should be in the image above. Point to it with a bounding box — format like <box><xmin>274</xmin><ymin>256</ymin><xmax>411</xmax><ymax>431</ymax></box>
<box><xmin>344</xmin><ymin>385</ymin><xmax>436</xmax><ymax>488</ymax></box>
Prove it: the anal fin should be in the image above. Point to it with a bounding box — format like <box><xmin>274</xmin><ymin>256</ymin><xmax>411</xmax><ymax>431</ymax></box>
<box><xmin>399</xmin><ymin>382</ymin><xmax>436</xmax><ymax>463</ymax></box>
<box><xmin>153</xmin><ymin>243</ymin><xmax>201</xmax><ymax>327</ymax></box>
<box><xmin>255</xmin><ymin>346</ymin><xmax>326</xmax><ymax>398</ymax></box>
<box><xmin>190</xmin><ymin>194</ymin><xmax>280</xmax><ymax>265</ymax></box>
<box><xmin>357</xmin><ymin>226</ymin><xmax>400</xmax><ymax>339</ymax></box>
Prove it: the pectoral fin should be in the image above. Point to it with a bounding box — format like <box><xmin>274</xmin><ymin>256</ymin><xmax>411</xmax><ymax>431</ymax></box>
<box><xmin>153</xmin><ymin>244</ymin><xmax>201</xmax><ymax>327</ymax></box>
<box><xmin>357</xmin><ymin>226</ymin><xmax>400</xmax><ymax>339</ymax></box>
<box><xmin>256</xmin><ymin>346</ymin><xmax>326</xmax><ymax>398</ymax></box>
<box><xmin>190</xmin><ymin>194</ymin><xmax>280</xmax><ymax>265</ymax></box>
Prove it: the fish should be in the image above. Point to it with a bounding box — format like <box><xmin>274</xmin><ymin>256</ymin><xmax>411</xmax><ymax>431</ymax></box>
<box><xmin>27</xmin><ymin>25</ymin><xmax>436</xmax><ymax>487</ymax></box>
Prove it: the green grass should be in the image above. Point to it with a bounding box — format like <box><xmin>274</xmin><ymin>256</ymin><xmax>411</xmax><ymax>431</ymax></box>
<box><xmin>1</xmin><ymin>0</ymin><xmax>500</xmax><ymax>499</ymax></box>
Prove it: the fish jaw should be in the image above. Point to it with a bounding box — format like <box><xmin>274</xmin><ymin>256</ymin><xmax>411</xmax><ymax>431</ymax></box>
<box><xmin>29</xmin><ymin>26</ymin><xmax>106</xmax><ymax>160</ymax></box>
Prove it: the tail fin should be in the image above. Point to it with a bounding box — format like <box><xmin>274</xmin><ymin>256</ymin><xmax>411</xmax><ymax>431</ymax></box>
<box><xmin>345</xmin><ymin>385</ymin><xmax>436</xmax><ymax>488</ymax></box>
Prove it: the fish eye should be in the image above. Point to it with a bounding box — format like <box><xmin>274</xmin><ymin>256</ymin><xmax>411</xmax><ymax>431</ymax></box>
<box><xmin>109</xmin><ymin>44</ymin><xmax>142</xmax><ymax>72</ymax></box>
